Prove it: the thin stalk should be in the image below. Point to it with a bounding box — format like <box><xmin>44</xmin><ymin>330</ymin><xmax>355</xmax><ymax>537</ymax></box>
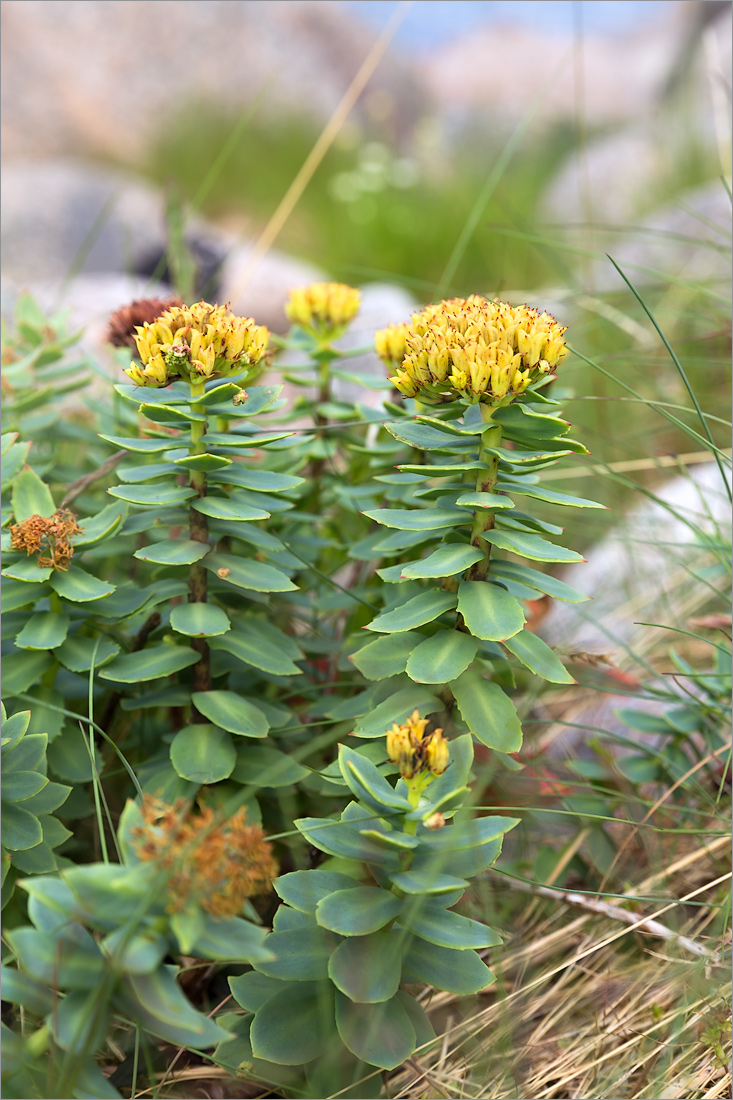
<box><xmin>466</xmin><ymin>405</ymin><xmax>502</xmax><ymax>582</ymax></box>
<box><xmin>189</xmin><ymin>380</ymin><xmax>210</xmax><ymax>697</ymax></box>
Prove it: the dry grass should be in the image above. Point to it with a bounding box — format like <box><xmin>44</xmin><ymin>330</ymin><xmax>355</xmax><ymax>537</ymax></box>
<box><xmin>390</xmin><ymin>832</ymin><xmax>730</xmax><ymax>1100</ymax></box>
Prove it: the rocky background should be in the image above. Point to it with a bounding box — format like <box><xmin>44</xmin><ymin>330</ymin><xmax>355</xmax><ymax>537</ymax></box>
<box><xmin>2</xmin><ymin>0</ymin><xmax>730</xmax><ymax>330</ymax></box>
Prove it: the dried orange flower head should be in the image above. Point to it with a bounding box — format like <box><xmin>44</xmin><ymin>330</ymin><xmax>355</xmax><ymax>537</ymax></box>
<box><xmin>10</xmin><ymin>508</ymin><xmax>83</xmax><ymax>571</ymax></box>
<box><xmin>382</xmin><ymin>295</ymin><xmax>568</xmax><ymax>406</ymax></box>
<box><xmin>107</xmin><ymin>296</ymin><xmax>183</xmax><ymax>350</ymax></box>
<box><xmin>132</xmin><ymin>797</ymin><xmax>277</xmax><ymax>919</ymax></box>
<box><xmin>386</xmin><ymin>709</ymin><xmax>449</xmax><ymax>780</ymax></box>
<box><xmin>125</xmin><ymin>301</ymin><xmax>270</xmax><ymax>388</ymax></box>
<box><xmin>285</xmin><ymin>282</ymin><xmax>361</xmax><ymax>339</ymax></box>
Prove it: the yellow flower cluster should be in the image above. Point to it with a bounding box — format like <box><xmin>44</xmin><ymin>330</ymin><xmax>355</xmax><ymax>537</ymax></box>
<box><xmin>386</xmin><ymin>709</ymin><xmax>449</xmax><ymax>781</ymax></box>
<box><xmin>374</xmin><ymin>322</ymin><xmax>410</xmax><ymax>367</ymax></box>
<box><xmin>125</xmin><ymin>301</ymin><xmax>270</xmax><ymax>388</ymax></box>
<box><xmin>285</xmin><ymin>282</ymin><xmax>361</xmax><ymax>339</ymax></box>
<box><xmin>375</xmin><ymin>295</ymin><xmax>568</xmax><ymax>406</ymax></box>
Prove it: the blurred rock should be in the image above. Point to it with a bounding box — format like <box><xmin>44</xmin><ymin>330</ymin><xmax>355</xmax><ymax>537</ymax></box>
<box><xmin>0</xmin><ymin>0</ymin><xmax>423</xmax><ymax>162</ymax></box>
<box><xmin>542</xmin><ymin>459</ymin><xmax>731</xmax><ymax>654</ymax></box>
<box><xmin>419</xmin><ymin>1</ymin><xmax>731</xmax><ymax>134</ymax></box>
<box><xmin>1</xmin><ymin>160</ymin><xmax>166</xmax><ymax>285</ymax></box>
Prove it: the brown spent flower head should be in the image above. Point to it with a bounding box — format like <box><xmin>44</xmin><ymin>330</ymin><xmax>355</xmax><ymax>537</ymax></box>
<box><xmin>107</xmin><ymin>296</ymin><xmax>183</xmax><ymax>350</ymax></box>
<box><xmin>285</xmin><ymin>282</ymin><xmax>361</xmax><ymax>339</ymax></box>
<box><xmin>10</xmin><ymin>508</ymin><xmax>83</xmax><ymax>571</ymax></box>
<box><xmin>125</xmin><ymin>300</ymin><xmax>270</xmax><ymax>388</ymax></box>
<box><xmin>384</xmin><ymin>295</ymin><xmax>568</xmax><ymax>406</ymax></box>
<box><xmin>386</xmin><ymin>709</ymin><xmax>449</xmax><ymax>781</ymax></box>
<box><xmin>132</xmin><ymin>797</ymin><xmax>277</xmax><ymax>919</ymax></box>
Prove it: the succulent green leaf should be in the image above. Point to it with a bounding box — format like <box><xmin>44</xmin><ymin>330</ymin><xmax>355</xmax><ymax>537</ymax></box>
<box><xmin>362</xmin><ymin>507</ymin><xmax>468</xmax><ymax>531</ymax></box>
<box><xmin>328</xmin><ymin>929</ymin><xmax>402</xmax><ymax>1002</ymax></box>
<box><xmin>108</xmin><ymin>484</ymin><xmax>197</xmax><ymax>506</ymax></box>
<box><xmin>50</xmin><ymin>989</ymin><xmax>111</xmax><ymax>1055</ymax></box>
<box><xmin>210</xmin><ymin>467</ymin><xmax>304</xmax><ymax>492</ymax></box>
<box><xmin>1</xmin><ymin>579</ymin><xmax>46</xmax><ymax>612</ymax></box>
<box><xmin>250</xmin><ymin>981</ymin><xmax>334</xmax><ymax>1065</ymax></box>
<box><xmin>493</xmin><ymin>403</ymin><xmax>571</xmax><ymax>438</ymax></box>
<box><xmin>10</xmin><ymin>733</ymin><xmax>48</xmax><ymax>773</ymax></box>
<box><xmin>10</xmin><ymin>467</ymin><xmax>56</xmax><ymax>523</ymax></box>
<box><xmin>420</xmin><ymin>816</ymin><xmax>520</xmax><ymax>852</ymax></box>
<box><xmin>231</xmin><ymin>745</ymin><xmax>309</xmax><ymax>788</ymax></box>
<box><xmin>452</xmin><ymin>670</ymin><xmax>523</xmax><ymax>752</ymax></box>
<box><xmin>2</xmin><ymin>558</ymin><xmax>53</xmax><ymax>582</ymax></box>
<box><xmin>338</xmin><ymin>744</ymin><xmax>411</xmax><ymax>811</ymax></box>
<box><xmin>14</xmin><ymin>611</ymin><xmax>69</xmax><ymax>650</ymax></box>
<box><xmin>138</xmin><ymin>402</ymin><xmax>207</xmax><ymax>423</ymax></box>
<box><xmin>349</xmin><ymin>632</ymin><xmax>421</xmax><ymax>680</ymax></box>
<box><xmin>352</xmin><ymin>687</ymin><xmax>441</xmax><ymax>738</ymax></box>
<box><xmin>335</xmin><ymin>991</ymin><xmax>416</xmax><ymax>1070</ymax></box>
<box><xmin>400</xmin><ymin>545</ymin><xmax>484</xmax><ymax>579</ymax></box>
<box><xmin>118</xmin><ymin>461</ymin><xmax>181</xmax><ymax>482</ymax></box>
<box><xmin>118</xmin><ymin>967</ymin><xmax>226</xmax><ymax>1048</ymax></box>
<box><xmin>367</xmin><ymin>591</ymin><xmax>457</xmax><ymax>634</ymax></box>
<box><xmin>1</xmin><ymin>651</ymin><xmax>53</xmax><ymax>695</ymax></box>
<box><xmin>489</xmin><ymin>560</ymin><xmax>590</xmax><ymax>603</ymax></box>
<box><xmin>1</xmin><ymin>803</ymin><xmax>43</xmax><ymax>850</ymax></box>
<box><xmin>1</xmin><ymin>708</ymin><xmax>31</xmax><ymax>750</ymax></box>
<box><xmin>403</xmin><ymin>938</ymin><xmax>494</xmax><ymax>995</ymax></box>
<box><xmin>191</xmin><ymin>496</ymin><xmax>270</xmax><ymax>521</ymax></box>
<box><xmin>275</xmin><ymin>870</ymin><xmax>362</xmax><ymax>914</ymax></box>
<box><xmin>20</xmin><ymin>780</ymin><xmax>71</xmax><ymax>816</ymax></box>
<box><xmin>50</xmin><ymin>566</ymin><xmax>115</xmax><ymax>602</ymax></box>
<box><xmin>502</xmin><ymin>629</ymin><xmax>575</xmax><ymax>683</ymax></box>
<box><xmin>173</xmin><ymin>452</ymin><xmax>233</xmax><ymax>471</ymax></box>
<box><xmin>384</xmin><ymin>419</ymin><xmax>477</xmax><ymax>451</ymax></box>
<box><xmin>73</xmin><ymin>501</ymin><xmax>127</xmax><ymax>547</ymax></box>
<box><xmin>295</xmin><ymin>815</ymin><xmax>400</xmax><ymax>865</ymax></box>
<box><xmin>406</xmin><ymin>630</ymin><xmax>479</xmax><ymax>684</ymax></box>
<box><xmin>205</xmin><ymin>552</ymin><xmax>297</xmax><ymax>592</ymax></box>
<box><xmin>229</xmin><ymin>971</ymin><xmax>283</xmax><ymax>1012</ymax></box>
<box><xmin>389</xmin><ymin>869</ymin><xmax>468</xmax><ymax>895</ymax></box>
<box><xmin>358</xmin><ymin>829</ymin><xmax>419</xmax><ymax>851</ymax></box>
<box><xmin>454</xmin><ymin>491</ymin><xmax>515</xmax><ymax>509</ymax></box>
<box><xmin>98</xmin><ymin>644</ymin><xmax>200</xmax><ymax>683</ymax></box>
<box><xmin>170</xmin><ymin>602</ymin><xmax>230</xmax><ymax>637</ymax></box>
<box><xmin>457</xmin><ymin>581</ymin><xmax>525</xmax><ymax>641</ymax></box>
<box><xmin>134</xmin><ymin>539</ymin><xmax>210</xmax><ymax>565</ymax></box>
<box><xmin>7</xmin><ymin>924</ymin><xmax>104</xmax><ymax>989</ymax></box>
<box><xmin>481</xmin><ymin>529</ymin><xmax>584</xmax><ymax>563</ymax></box>
<box><xmin>100</xmin><ymin>927</ymin><xmax>168</xmax><ymax>975</ymax></box>
<box><xmin>170</xmin><ymin>724</ymin><xmax>236</xmax><ymax>783</ymax></box>
<box><xmin>2</xmin><ymin>770</ymin><xmax>48</xmax><ymax>801</ymax></box>
<box><xmin>99</xmin><ymin>434</ymin><xmax>183</xmax><ymax>453</ymax></box>
<box><xmin>54</xmin><ymin>634</ymin><xmax>120</xmax><ymax>672</ymax></box>
<box><xmin>316</xmin><ymin>887</ymin><xmax>402</xmax><ymax>936</ymax></box>
<box><xmin>411</xmin><ymin>838</ymin><xmax>503</xmax><ymax>879</ymax></box>
<box><xmin>256</xmin><ymin>926</ymin><xmax>331</xmax><ymax>981</ymax></box>
<box><xmin>202</xmin><ymin>430</ymin><xmax>293</xmax><ymax>448</ymax></box>
<box><xmin>191</xmin><ymin>690</ymin><xmax>268</xmax><ymax>738</ymax></box>
<box><xmin>498</xmin><ymin>479</ymin><xmax>604</xmax><ymax>508</ymax></box>
<box><xmin>398</xmin><ymin>903</ymin><xmax>502</xmax><ymax>950</ymax></box>
<box><xmin>0</xmin><ymin>965</ymin><xmax>55</xmax><ymax>1015</ymax></box>
<box><xmin>189</xmin><ymin>914</ymin><xmax>272</xmax><ymax>964</ymax></box>
<box><xmin>209</xmin><ymin>629</ymin><xmax>302</xmax><ymax>676</ymax></box>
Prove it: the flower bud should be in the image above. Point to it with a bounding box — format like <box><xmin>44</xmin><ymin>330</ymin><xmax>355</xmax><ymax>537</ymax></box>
<box><xmin>285</xmin><ymin>282</ymin><xmax>361</xmax><ymax>338</ymax></box>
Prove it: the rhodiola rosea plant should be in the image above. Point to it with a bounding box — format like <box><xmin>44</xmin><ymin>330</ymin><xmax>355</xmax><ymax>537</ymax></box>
<box><xmin>0</xmin><ymin>286</ymin><xmax>598</xmax><ymax>1099</ymax></box>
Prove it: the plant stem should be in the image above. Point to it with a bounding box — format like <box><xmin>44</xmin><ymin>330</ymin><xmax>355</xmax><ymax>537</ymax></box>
<box><xmin>189</xmin><ymin>380</ymin><xmax>210</xmax><ymax>696</ymax></box>
<box><xmin>466</xmin><ymin>404</ymin><xmax>502</xmax><ymax>582</ymax></box>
